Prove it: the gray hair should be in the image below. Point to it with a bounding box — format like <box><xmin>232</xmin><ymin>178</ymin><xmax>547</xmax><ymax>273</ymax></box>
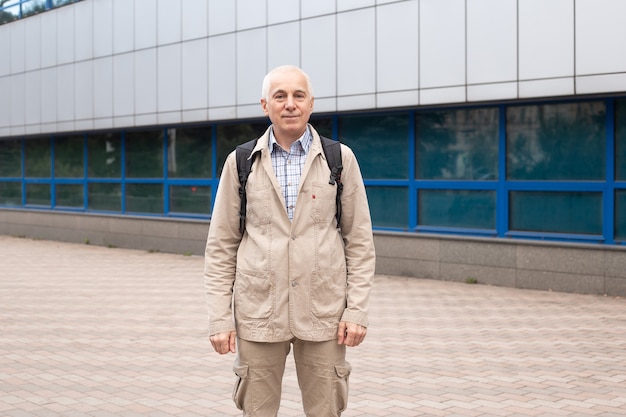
<box><xmin>261</xmin><ymin>65</ymin><xmax>314</xmax><ymax>101</ymax></box>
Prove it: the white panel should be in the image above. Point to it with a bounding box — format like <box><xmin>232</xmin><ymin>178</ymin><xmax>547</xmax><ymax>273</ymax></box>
<box><xmin>208</xmin><ymin>0</ymin><xmax>235</xmax><ymax>35</ymax></box>
<box><xmin>40</xmin><ymin>68</ymin><xmax>57</xmax><ymax>124</ymax></box>
<box><xmin>236</xmin><ymin>29</ymin><xmax>267</xmax><ymax>105</ymax></box>
<box><xmin>236</xmin><ymin>0</ymin><xmax>266</xmax><ymax>30</ymax></box>
<box><xmin>268</xmin><ymin>22</ymin><xmax>300</xmax><ymax>69</ymax></box>
<box><xmin>301</xmin><ymin>16</ymin><xmax>336</xmax><ymax>98</ymax></box>
<box><xmin>158</xmin><ymin>44</ymin><xmax>182</xmax><ymax>112</ymax></box>
<box><xmin>337</xmin><ymin>94</ymin><xmax>376</xmax><ymax>111</ymax></box>
<box><xmin>420</xmin><ymin>0</ymin><xmax>465</xmax><ymax>88</ymax></box>
<box><xmin>74</xmin><ymin>60</ymin><xmax>94</xmax><ymax>121</ymax></box>
<box><xmin>237</xmin><ymin>103</ymin><xmax>265</xmax><ymax>119</ymax></box>
<box><xmin>182</xmin><ymin>38</ymin><xmax>208</xmax><ymax>110</ymax></box>
<box><xmin>311</xmin><ymin>97</ymin><xmax>336</xmax><ymax>113</ymax></box>
<box><xmin>377</xmin><ymin>1</ymin><xmax>418</xmax><ymax>91</ymax></box>
<box><xmin>377</xmin><ymin>90</ymin><xmax>419</xmax><ymax>108</ymax></box>
<box><xmin>25</xmin><ymin>17</ymin><xmax>41</xmax><ymax>72</ymax></box>
<box><xmin>134</xmin><ymin>49</ymin><xmax>158</xmax><ymax>115</ymax></box>
<box><xmin>301</xmin><ymin>0</ymin><xmax>335</xmax><ymax>18</ymax></box>
<box><xmin>208</xmin><ymin>34</ymin><xmax>236</xmax><ymax>107</ymax></box>
<box><xmin>337</xmin><ymin>0</ymin><xmax>375</xmax><ymax>12</ymax></box>
<box><xmin>208</xmin><ymin>107</ymin><xmax>237</xmax><ymax>120</ymax></box>
<box><xmin>158</xmin><ymin>0</ymin><xmax>182</xmax><ymax>44</ymax></box>
<box><xmin>158</xmin><ymin>111</ymin><xmax>181</xmax><ymax>124</ymax></box>
<box><xmin>182</xmin><ymin>0</ymin><xmax>208</xmax><ymax>40</ymax></box>
<box><xmin>25</xmin><ymin>71</ymin><xmax>41</xmax><ymax>125</ymax></box>
<box><xmin>10</xmin><ymin>74</ymin><xmax>25</xmax><ymax>125</ymax></box>
<box><xmin>93</xmin><ymin>0</ymin><xmax>113</xmax><ymax>58</ymax></box>
<box><xmin>11</xmin><ymin>20</ymin><xmax>25</xmax><ymax>73</ymax></box>
<box><xmin>113</xmin><ymin>53</ymin><xmax>134</xmax><ymax>116</ymax></box>
<box><xmin>74</xmin><ymin>0</ymin><xmax>93</xmax><ymax>61</ymax></box>
<box><xmin>0</xmin><ymin>77</ymin><xmax>10</xmax><ymax>127</ymax></box>
<box><xmin>576</xmin><ymin>73</ymin><xmax>626</xmax><ymax>95</ymax></box>
<box><xmin>113</xmin><ymin>0</ymin><xmax>134</xmax><ymax>54</ymax></box>
<box><xmin>467</xmin><ymin>0</ymin><xmax>517</xmax><ymax>84</ymax></box>
<box><xmin>519</xmin><ymin>78</ymin><xmax>574</xmax><ymax>98</ymax></box>
<box><xmin>519</xmin><ymin>0</ymin><xmax>573</xmax><ymax>80</ymax></box>
<box><xmin>135</xmin><ymin>114</ymin><xmax>158</xmax><ymax>126</ymax></box>
<box><xmin>182</xmin><ymin>109</ymin><xmax>207</xmax><ymax>123</ymax></box>
<box><xmin>57</xmin><ymin>65</ymin><xmax>75</xmax><ymax>122</ymax></box>
<box><xmin>420</xmin><ymin>86</ymin><xmax>465</xmax><ymax>105</ymax></box>
<box><xmin>134</xmin><ymin>0</ymin><xmax>157</xmax><ymax>49</ymax></box>
<box><xmin>268</xmin><ymin>0</ymin><xmax>299</xmax><ymax>25</ymax></box>
<box><xmin>56</xmin><ymin>6</ymin><xmax>75</xmax><ymax>65</ymax></box>
<box><xmin>41</xmin><ymin>14</ymin><xmax>57</xmax><ymax>68</ymax></box>
<box><xmin>467</xmin><ymin>82</ymin><xmax>517</xmax><ymax>102</ymax></box>
<box><xmin>576</xmin><ymin>0</ymin><xmax>626</xmax><ymax>75</ymax></box>
<box><xmin>93</xmin><ymin>57</ymin><xmax>114</xmax><ymax>118</ymax></box>
<box><xmin>113</xmin><ymin>116</ymin><xmax>133</xmax><ymax>127</ymax></box>
<box><xmin>0</xmin><ymin>26</ymin><xmax>10</xmax><ymax>76</ymax></box>
<box><xmin>337</xmin><ymin>9</ymin><xmax>376</xmax><ymax>96</ymax></box>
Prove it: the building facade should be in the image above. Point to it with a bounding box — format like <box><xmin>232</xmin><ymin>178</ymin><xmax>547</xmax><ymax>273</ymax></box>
<box><xmin>1</xmin><ymin>0</ymin><xmax>626</xmax><ymax>295</ymax></box>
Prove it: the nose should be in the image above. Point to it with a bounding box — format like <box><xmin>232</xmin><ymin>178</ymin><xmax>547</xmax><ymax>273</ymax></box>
<box><xmin>285</xmin><ymin>95</ymin><xmax>296</xmax><ymax>109</ymax></box>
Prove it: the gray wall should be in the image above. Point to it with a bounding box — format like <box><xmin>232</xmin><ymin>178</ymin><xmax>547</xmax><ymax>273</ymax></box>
<box><xmin>3</xmin><ymin>209</ymin><xmax>625</xmax><ymax>297</ymax></box>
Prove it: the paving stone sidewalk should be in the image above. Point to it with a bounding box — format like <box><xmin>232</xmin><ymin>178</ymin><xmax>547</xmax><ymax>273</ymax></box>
<box><xmin>1</xmin><ymin>235</ymin><xmax>625</xmax><ymax>417</ymax></box>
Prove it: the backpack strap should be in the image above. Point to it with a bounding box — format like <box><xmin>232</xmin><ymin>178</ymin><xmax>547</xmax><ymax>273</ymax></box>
<box><xmin>320</xmin><ymin>136</ymin><xmax>343</xmax><ymax>228</ymax></box>
<box><xmin>235</xmin><ymin>138</ymin><xmax>260</xmax><ymax>234</ymax></box>
<box><xmin>235</xmin><ymin>135</ymin><xmax>343</xmax><ymax>234</ymax></box>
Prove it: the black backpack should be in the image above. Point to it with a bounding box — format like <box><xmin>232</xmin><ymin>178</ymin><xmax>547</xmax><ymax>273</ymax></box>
<box><xmin>235</xmin><ymin>136</ymin><xmax>343</xmax><ymax>234</ymax></box>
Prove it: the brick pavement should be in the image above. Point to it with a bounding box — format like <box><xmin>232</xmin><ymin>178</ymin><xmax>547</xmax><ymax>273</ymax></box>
<box><xmin>1</xmin><ymin>235</ymin><xmax>626</xmax><ymax>417</ymax></box>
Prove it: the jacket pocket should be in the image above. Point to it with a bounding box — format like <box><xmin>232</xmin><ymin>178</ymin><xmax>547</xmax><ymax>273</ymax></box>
<box><xmin>311</xmin><ymin>182</ymin><xmax>337</xmax><ymax>223</ymax></box>
<box><xmin>246</xmin><ymin>187</ymin><xmax>272</xmax><ymax>225</ymax></box>
<box><xmin>234</xmin><ymin>269</ymin><xmax>275</xmax><ymax>319</ymax></box>
<box><xmin>232</xmin><ymin>364</ymin><xmax>249</xmax><ymax>411</ymax></box>
<box><xmin>310</xmin><ymin>269</ymin><xmax>346</xmax><ymax>318</ymax></box>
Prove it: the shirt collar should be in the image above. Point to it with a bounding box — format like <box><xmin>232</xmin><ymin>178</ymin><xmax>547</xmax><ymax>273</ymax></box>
<box><xmin>269</xmin><ymin>126</ymin><xmax>312</xmax><ymax>154</ymax></box>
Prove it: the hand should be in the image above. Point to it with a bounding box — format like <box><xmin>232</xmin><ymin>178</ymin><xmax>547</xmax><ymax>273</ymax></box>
<box><xmin>337</xmin><ymin>321</ymin><xmax>367</xmax><ymax>347</ymax></box>
<box><xmin>210</xmin><ymin>331</ymin><xmax>237</xmax><ymax>354</ymax></box>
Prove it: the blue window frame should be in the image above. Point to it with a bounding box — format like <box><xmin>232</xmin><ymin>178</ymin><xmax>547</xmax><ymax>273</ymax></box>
<box><xmin>0</xmin><ymin>0</ymin><xmax>81</xmax><ymax>24</ymax></box>
<box><xmin>1</xmin><ymin>96</ymin><xmax>625</xmax><ymax>245</ymax></box>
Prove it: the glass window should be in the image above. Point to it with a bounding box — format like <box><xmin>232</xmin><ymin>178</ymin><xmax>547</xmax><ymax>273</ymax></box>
<box><xmin>0</xmin><ymin>3</ymin><xmax>19</xmax><ymax>24</ymax></box>
<box><xmin>126</xmin><ymin>183</ymin><xmax>163</xmax><ymax>214</ymax></box>
<box><xmin>616</xmin><ymin>191</ymin><xmax>626</xmax><ymax>241</ymax></box>
<box><xmin>339</xmin><ymin>114</ymin><xmax>409</xmax><ymax>179</ymax></box>
<box><xmin>416</xmin><ymin>108</ymin><xmax>499</xmax><ymax>180</ymax></box>
<box><xmin>366</xmin><ymin>186</ymin><xmax>408</xmax><ymax>229</ymax></box>
<box><xmin>310</xmin><ymin>117</ymin><xmax>333</xmax><ymax>139</ymax></box>
<box><xmin>0</xmin><ymin>182</ymin><xmax>21</xmax><ymax>205</ymax></box>
<box><xmin>510</xmin><ymin>191</ymin><xmax>602</xmax><ymax>235</ymax></box>
<box><xmin>52</xmin><ymin>0</ymin><xmax>77</xmax><ymax>6</ymax></box>
<box><xmin>22</xmin><ymin>0</ymin><xmax>46</xmax><ymax>17</ymax></box>
<box><xmin>507</xmin><ymin>102</ymin><xmax>605</xmax><ymax>180</ymax></box>
<box><xmin>419</xmin><ymin>190</ymin><xmax>496</xmax><ymax>229</ymax></box>
<box><xmin>88</xmin><ymin>183</ymin><xmax>121</xmax><ymax>212</ymax></box>
<box><xmin>167</xmin><ymin>128</ymin><xmax>211</xmax><ymax>178</ymax></box>
<box><xmin>0</xmin><ymin>140</ymin><xmax>22</xmax><ymax>177</ymax></box>
<box><xmin>169</xmin><ymin>185</ymin><xmax>211</xmax><ymax>215</ymax></box>
<box><xmin>88</xmin><ymin>133</ymin><xmax>122</xmax><ymax>178</ymax></box>
<box><xmin>216</xmin><ymin>122</ymin><xmax>269</xmax><ymax>176</ymax></box>
<box><xmin>616</xmin><ymin>99</ymin><xmax>626</xmax><ymax>181</ymax></box>
<box><xmin>25</xmin><ymin>138</ymin><xmax>51</xmax><ymax>178</ymax></box>
<box><xmin>55</xmin><ymin>135</ymin><xmax>84</xmax><ymax>178</ymax></box>
<box><xmin>26</xmin><ymin>183</ymin><xmax>50</xmax><ymax>206</ymax></box>
<box><xmin>126</xmin><ymin>130</ymin><xmax>164</xmax><ymax>178</ymax></box>
<box><xmin>56</xmin><ymin>183</ymin><xmax>83</xmax><ymax>208</ymax></box>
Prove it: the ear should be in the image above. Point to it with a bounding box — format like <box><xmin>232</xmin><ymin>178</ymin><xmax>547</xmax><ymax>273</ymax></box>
<box><xmin>260</xmin><ymin>98</ymin><xmax>269</xmax><ymax>115</ymax></box>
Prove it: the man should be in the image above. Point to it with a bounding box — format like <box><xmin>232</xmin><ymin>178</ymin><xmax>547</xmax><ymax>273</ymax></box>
<box><xmin>203</xmin><ymin>65</ymin><xmax>375</xmax><ymax>416</ymax></box>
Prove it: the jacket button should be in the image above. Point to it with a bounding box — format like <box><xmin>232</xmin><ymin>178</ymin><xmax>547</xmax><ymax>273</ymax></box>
<box><xmin>291</xmin><ymin>281</ymin><xmax>298</xmax><ymax>287</ymax></box>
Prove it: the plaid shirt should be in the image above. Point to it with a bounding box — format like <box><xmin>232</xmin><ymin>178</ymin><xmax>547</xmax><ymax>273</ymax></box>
<box><xmin>268</xmin><ymin>127</ymin><xmax>312</xmax><ymax>220</ymax></box>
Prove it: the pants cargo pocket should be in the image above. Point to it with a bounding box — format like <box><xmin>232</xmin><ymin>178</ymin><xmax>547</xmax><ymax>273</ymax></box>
<box><xmin>232</xmin><ymin>364</ymin><xmax>249</xmax><ymax>411</ymax></box>
<box><xmin>333</xmin><ymin>363</ymin><xmax>352</xmax><ymax>413</ymax></box>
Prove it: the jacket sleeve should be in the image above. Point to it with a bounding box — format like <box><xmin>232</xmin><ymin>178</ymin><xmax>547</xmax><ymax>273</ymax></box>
<box><xmin>203</xmin><ymin>151</ymin><xmax>242</xmax><ymax>336</ymax></box>
<box><xmin>337</xmin><ymin>145</ymin><xmax>376</xmax><ymax>327</ymax></box>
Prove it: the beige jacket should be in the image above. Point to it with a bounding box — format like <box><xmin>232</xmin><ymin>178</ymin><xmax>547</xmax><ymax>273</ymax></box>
<box><xmin>203</xmin><ymin>125</ymin><xmax>375</xmax><ymax>342</ymax></box>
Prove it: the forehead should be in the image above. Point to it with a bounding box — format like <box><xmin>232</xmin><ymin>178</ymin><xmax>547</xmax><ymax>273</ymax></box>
<box><xmin>269</xmin><ymin>70</ymin><xmax>310</xmax><ymax>94</ymax></box>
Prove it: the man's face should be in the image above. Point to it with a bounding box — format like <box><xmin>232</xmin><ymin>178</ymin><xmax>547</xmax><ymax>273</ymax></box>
<box><xmin>261</xmin><ymin>69</ymin><xmax>314</xmax><ymax>143</ymax></box>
